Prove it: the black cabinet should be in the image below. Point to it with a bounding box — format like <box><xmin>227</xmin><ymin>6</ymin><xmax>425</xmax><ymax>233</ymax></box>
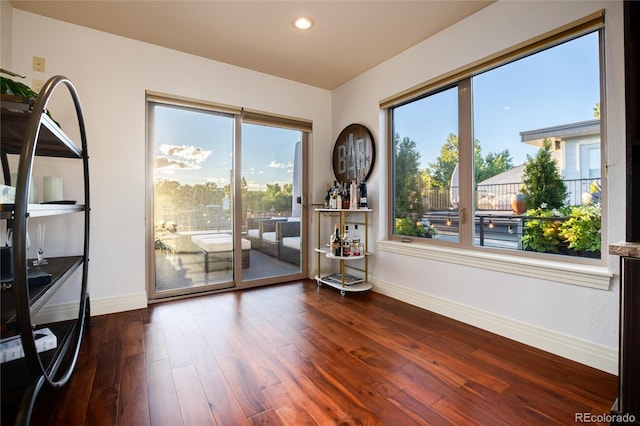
<box><xmin>618</xmin><ymin>257</ymin><xmax>640</xmax><ymax>423</ymax></box>
<box><xmin>1</xmin><ymin>76</ymin><xmax>90</xmax><ymax>425</ymax></box>
<box><xmin>609</xmin><ymin>244</ymin><xmax>640</xmax><ymax>425</ymax></box>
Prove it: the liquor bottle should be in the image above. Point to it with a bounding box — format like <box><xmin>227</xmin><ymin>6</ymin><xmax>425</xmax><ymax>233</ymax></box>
<box><xmin>350</xmin><ymin>180</ymin><xmax>358</xmax><ymax>209</ymax></box>
<box><xmin>342</xmin><ymin>225</ymin><xmax>351</xmax><ymax>256</ymax></box>
<box><xmin>343</xmin><ymin>183</ymin><xmax>350</xmax><ymax>209</ymax></box>
<box><xmin>359</xmin><ymin>179</ymin><xmax>368</xmax><ymax>208</ymax></box>
<box><xmin>331</xmin><ymin>224</ymin><xmax>342</xmax><ymax>256</ymax></box>
<box><xmin>336</xmin><ymin>184</ymin><xmax>342</xmax><ymax>210</ymax></box>
<box><xmin>351</xmin><ymin>224</ymin><xmax>361</xmax><ymax>256</ymax></box>
<box><xmin>330</xmin><ymin>181</ymin><xmax>338</xmax><ymax>209</ymax></box>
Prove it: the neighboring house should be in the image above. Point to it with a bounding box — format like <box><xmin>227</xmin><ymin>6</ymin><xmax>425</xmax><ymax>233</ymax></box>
<box><xmin>476</xmin><ymin>163</ymin><xmax>527</xmax><ymax>210</ymax></box>
<box><xmin>477</xmin><ymin>119</ymin><xmax>601</xmax><ymax>209</ymax></box>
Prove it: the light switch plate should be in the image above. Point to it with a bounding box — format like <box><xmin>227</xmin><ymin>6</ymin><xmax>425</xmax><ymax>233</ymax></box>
<box><xmin>33</xmin><ymin>56</ymin><xmax>46</xmax><ymax>73</ymax></box>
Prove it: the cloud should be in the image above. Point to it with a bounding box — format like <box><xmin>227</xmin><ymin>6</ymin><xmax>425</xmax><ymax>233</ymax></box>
<box><xmin>268</xmin><ymin>161</ymin><xmax>287</xmax><ymax>169</ymax></box>
<box><xmin>155</xmin><ymin>156</ymin><xmax>201</xmax><ymax>172</ymax></box>
<box><xmin>159</xmin><ymin>144</ymin><xmax>212</xmax><ymax>162</ymax></box>
<box><xmin>155</xmin><ymin>144</ymin><xmax>212</xmax><ymax>173</ymax></box>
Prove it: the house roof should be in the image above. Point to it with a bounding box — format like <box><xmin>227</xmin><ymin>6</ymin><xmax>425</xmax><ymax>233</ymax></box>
<box><xmin>477</xmin><ymin>163</ymin><xmax>527</xmax><ymax>186</ymax></box>
<box><xmin>520</xmin><ymin>119</ymin><xmax>600</xmax><ymax>148</ymax></box>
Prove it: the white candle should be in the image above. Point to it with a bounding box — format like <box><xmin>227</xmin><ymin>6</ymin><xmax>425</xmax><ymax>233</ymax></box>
<box><xmin>43</xmin><ymin>176</ymin><xmax>63</xmax><ymax>202</ymax></box>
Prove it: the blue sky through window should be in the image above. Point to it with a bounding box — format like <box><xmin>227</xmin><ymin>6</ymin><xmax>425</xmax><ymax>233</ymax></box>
<box><xmin>394</xmin><ymin>31</ymin><xmax>600</xmax><ymax>169</ymax></box>
<box><xmin>153</xmin><ymin>107</ymin><xmax>300</xmax><ymax>190</ymax></box>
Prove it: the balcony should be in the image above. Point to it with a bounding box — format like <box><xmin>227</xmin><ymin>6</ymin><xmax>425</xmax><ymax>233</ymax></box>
<box><xmin>400</xmin><ymin>177</ymin><xmax>602</xmax><ymax>258</ymax></box>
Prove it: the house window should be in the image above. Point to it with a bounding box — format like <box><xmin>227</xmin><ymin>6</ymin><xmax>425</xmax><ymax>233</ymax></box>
<box><xmin>392</xmin><ymin>86</ymin><xmax>460</xmax><ymax>242</ymax></box>
<box><xmin>386</xmin><ymin>13</ymin><xmax>604</xmax><ymax>262</ymax></box>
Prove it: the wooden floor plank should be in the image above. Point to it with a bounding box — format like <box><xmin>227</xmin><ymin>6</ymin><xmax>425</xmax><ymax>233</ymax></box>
<box><xmin>261</xmin><ymin>383</ymin><xmax>315</xmax><ymax>425</ymax></box>
<box><xmin>147</xmin><ymin>358</ymin><xmax>183</xmax><ymax>426</ymax></box>
<box><xmin>84</xmin><ymin>338</ymin><xmax>122</xmax><ymax>425</ymax></box>
<box><xmin>22</xmin><ymin>280</ymin><xmax>615</xmax><ymax>426</ymax></box>
<box><xmin>117</xmin><ymin>352</ymin><xmax>150</xmax><ymax>426</ymax></box>
<box><xmin>215</xmin><ymin>347</ymin><xmax>275</xmax><ymax>418</ymax></box>
<box><xmin>172</xmin><ymin>364</ymin><xmax>217</xmax><ymax>426</ymax></box>
<box><xmin>389</xmin><ymin>390</ymin><xmax>451</xmax><ymax>426</ymax></box>
<box><xmin>143</xmin><ymin>322</ymin><xmax>168</xmax><ymax>363</ymax></box>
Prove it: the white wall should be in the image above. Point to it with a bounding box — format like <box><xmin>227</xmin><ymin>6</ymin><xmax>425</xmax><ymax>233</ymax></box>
<box><xmin>8</xmin><ymin>9</ymin><xmax>331</xmax><ymax>313</ymax></box>
<box><xmin>1</xmin><ymin>1</ymin><xmax>12</xmax><ymax>68</ymax></box>
<box><xmin>332</xmin><ymin>0</ymin><xmax>625</xmax><ymax>374</ymax></box>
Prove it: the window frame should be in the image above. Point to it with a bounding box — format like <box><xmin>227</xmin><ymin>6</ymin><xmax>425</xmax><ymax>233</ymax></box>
<box><xmin>145</xmin><ymin>91</ymin><xmax>312</xmax><ymax>299</ymax></box>
<box><xmin>382</xmin><ymin>11</ymin><xmax>611</xmax><ymax>289</ymax></box>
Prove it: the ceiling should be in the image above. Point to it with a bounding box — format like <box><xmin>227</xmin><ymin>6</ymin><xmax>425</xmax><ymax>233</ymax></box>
<box><xmin>10</xmin><ymin>1</ymin><xmax>493</xmax><ymax>90</ymax></box>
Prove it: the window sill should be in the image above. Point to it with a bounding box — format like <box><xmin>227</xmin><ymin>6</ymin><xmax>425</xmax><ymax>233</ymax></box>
<box><xmin>376</xmin><ymin>240</ymin><xmax>612</xmax><ymax>290</ymax></box>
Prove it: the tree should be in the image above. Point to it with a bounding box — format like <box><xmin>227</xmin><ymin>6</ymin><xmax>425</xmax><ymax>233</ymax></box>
<box><xmin>428</xmin><ymin>133</ymin><xmax>458</xmax><ymax>188</ymax></box>
<box><xmin>394</xmin><ymin>134</ymin><xmax>423</xmax><ymax>215</ymax></box>
<box><xmin>521</xmin><ymin>139</ymin><xmax>567</xmax><ymax>209</ymax></box>
<box><xmin>428</xmin><ymin>133</ymin><xmax>513</xmax><ymax>187</ymax></box>
<box><xmin>258</xmin><ymin>182</ymin><xmax>293</xmax><ymax>212</ymax></box>
<box><xmin>476</xmin><ymin>149</ymin><xmax>513</xmax><ymax>183</ymax></box>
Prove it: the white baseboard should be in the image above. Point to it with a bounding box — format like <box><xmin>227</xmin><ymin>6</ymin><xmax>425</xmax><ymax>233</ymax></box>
<box><xmin>90</xmin><ymin>292</ymin><xmax>148</xmax><ymax>316</ymax></box>
<box><xmin>32</xmin><ymin>293</ymin><xmax>148</xmax><ymax>324</ymax></box>
<box><xmin>371</xmin><ymin>276</ymin><xmax>618</xmax><ymax>375</ymax></box>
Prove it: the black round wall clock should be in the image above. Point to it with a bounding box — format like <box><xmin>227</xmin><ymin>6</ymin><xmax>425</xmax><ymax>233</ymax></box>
<box><xmin>332</xmin><ymin>123</ymin><xmax>376</xmax><ymax>183</ymax></box>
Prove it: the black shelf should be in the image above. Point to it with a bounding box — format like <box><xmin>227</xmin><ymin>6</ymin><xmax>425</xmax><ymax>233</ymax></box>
<box><xmin>0</xmin><ymin>95</ymin><xmax>82</xmax><ymax>159</ymax></box>
<box><xmin>1</xmin><ymin>76</ymin><xmax>90</xmax><ymax>426</ymax></box>
<box><xmin>0</xmin><ymin>256</ymin><xmax>84</xmax><ymax>327</ymax></box>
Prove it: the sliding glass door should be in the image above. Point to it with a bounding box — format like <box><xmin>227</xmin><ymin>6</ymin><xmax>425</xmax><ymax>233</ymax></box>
<box><xmin>147</xmin><ymin>97</ymin><xmax>307</xmax><ymax>300</ymax></box>
<box><xmin>241</xmin><ymin>123</ymin><xmax>303</xmax><ymax>282</ymax></box>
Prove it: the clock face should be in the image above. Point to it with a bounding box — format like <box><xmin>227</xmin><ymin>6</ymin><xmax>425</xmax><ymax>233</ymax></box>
<box><xmin>332</xmin><ymin>124</ymin><xmax>376</xmax><ymax>183</ymax></box>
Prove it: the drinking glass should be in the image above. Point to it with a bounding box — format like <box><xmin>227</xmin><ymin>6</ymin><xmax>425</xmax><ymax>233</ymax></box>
<box><xmin>35</xmin><ymin>223</ymin><xmax>47</xmax><ymax>266</ymax></box>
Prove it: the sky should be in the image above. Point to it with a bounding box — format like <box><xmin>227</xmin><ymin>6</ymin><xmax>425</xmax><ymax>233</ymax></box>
<box><xmin>393</xmin><ymin>31</ymin><xmax>600</xmax><ymax>169</ymax></box>
<box><xmin>153</xmin><ymin>31</ymin><xmax>600</xmax><ymax>191</ymax></box>
<box><xmin>153</xmin><ymin>107</ymin><xmax>300</xmax><ymax>191</ymax></box>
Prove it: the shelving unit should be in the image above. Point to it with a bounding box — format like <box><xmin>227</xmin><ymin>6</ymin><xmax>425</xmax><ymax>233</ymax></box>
<box><xmin>1</xmin><ymin>76</ymin><xmax>90</xmax><ymax>425</ymax></box>
<box><xmin>314</xmin><ymin>208</ymin><xmax>372</xmax><ymax>296</ymax></box>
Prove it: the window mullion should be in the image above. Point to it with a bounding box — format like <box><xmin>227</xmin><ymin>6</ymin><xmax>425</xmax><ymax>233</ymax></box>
<box><xmin>457</xmin><ymin>78</ymin><xmax>474</xmax><ymax>247</ymax></box>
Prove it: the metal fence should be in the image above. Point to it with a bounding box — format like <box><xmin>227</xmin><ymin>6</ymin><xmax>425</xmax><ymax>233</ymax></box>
<box><xmin>397</xmin><ymin>177</ymin><xmax>602</xmax><ymax>258</ymax></box>
<box><xmin>423</xmin><ymin>177</ymin><xmax>600</xmax><ymax>211</ymax></box>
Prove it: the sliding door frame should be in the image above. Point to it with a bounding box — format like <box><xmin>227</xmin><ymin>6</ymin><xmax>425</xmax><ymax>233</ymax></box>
<box><xmin>146</xmin><ymin>91</ymin><xmax>310</xmax><ymax>301</ymax></box>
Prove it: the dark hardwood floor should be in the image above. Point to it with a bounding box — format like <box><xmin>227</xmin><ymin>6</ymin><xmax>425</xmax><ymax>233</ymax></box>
<box><xmin>34</xmin><ymin>280</ymin><xmax>616</xmax><ymax>425</ymax></box>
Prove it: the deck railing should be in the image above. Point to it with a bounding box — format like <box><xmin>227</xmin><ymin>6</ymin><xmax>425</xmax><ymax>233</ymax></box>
<box><xmin>422</xmin><ymin>177</ymin><xmax>600</xmax><ymax>211</ymax></box>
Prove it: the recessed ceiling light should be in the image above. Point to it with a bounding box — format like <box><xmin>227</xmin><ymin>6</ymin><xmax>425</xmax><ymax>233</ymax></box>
<box><xmin>294</xmin><ymin>17</ymin><xmax>314</xmax><ymax>30</ymax></box>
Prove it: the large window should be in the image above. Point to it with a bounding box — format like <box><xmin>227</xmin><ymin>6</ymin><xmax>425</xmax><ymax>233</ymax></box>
<box><xmin>388</xmin><ymin>15</ymin><xmax>604</xmax><ymax>262</ymax></box>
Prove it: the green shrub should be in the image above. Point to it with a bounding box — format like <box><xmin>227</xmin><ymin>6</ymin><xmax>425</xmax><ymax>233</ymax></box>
<box><xmin>395</xmin><ymin>217</ymin><xmax>436</xmax><ymax>238</ymax></box>
<box><xmin>521</xmin><ymin>139</ymin><xmax>567</xmax><ymax>209</ymax></box>
<box><xmin>521</xmin><ymin>206</ymin><xmax>567</xmax><ymax>253</ymax></box>
<box><xmin>559</xmin><ymin>204</ymin><xmax>601</xmax><ymax>252</ymax></box>
<box><xmin>521</xmin><ymin>204</ymin><xmax>601</xmax><ymax>256</ymax></box>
